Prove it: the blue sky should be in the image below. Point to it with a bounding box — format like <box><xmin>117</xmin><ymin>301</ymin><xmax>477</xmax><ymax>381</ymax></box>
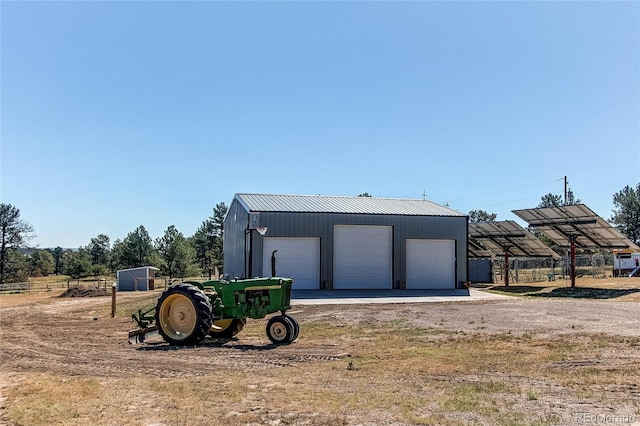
<box><xmin>2</xmin><ymin>1</ymin><xmax>638</xmax><ymax>248</ymax></box>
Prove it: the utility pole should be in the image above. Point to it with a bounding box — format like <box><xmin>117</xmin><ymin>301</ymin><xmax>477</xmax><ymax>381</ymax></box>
<box><xmin>564</xmin><ymin>176</ymin><xmax>568</xmax><ymax>206</ymax></box>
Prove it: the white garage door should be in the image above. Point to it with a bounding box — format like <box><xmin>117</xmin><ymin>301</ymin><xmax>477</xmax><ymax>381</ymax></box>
<box><xmin>406</xmin><ymin>239</ymin><xmax>455</xmax><ymax>289</ymax></box>
<box><xmin>333</xmin><ymin>225</ymin><xmax>392</xmax><ymax>289</ymax></box>
<box><xmin>262</xmin><ymin>237</ymin><xmax>320</xmax><ymax>290</ymax></box>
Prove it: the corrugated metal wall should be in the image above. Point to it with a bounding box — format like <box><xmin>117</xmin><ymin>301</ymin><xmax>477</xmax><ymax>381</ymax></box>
<box><xmin>223</xmin><ymin>199</ymin><xmax>249</xmax><ymax>278</ymax></box>
<box><xmin>117</xmin><ymin>268</ymin><xmax>151</xmax><ymax>291</ymax></box>
<box><xmin>224</xmin><ymin>205</ymin><xmax>469</xmax><ymax>288</ymax></box>
<box><xmin>469</xmin><ymin>258</ymin><xmax>493</xmax><ymax>283</ymax></box>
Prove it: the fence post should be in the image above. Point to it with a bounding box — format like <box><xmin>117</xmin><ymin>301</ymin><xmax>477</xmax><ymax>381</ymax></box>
<box><xmin>111</xmin><ymin>283</ymin><xmax>117</xmax><ymax>318</ymax></box>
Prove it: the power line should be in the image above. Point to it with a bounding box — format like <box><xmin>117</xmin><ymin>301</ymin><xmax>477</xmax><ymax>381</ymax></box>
<box><xmin>446</xmin><ymin>178</ymin><xmax>563</xmax><ymax>204</ymax></box>
<box><xmin>475</xmin><ymin>195</ymin><xmax>541</xmax><ymax>209</ymax></box>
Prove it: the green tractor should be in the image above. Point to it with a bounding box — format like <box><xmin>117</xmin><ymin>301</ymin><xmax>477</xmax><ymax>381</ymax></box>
<box><xmin>129</xmin><ymin>276</ymin><xmax>299</xmax><ymax>346</ymax></box>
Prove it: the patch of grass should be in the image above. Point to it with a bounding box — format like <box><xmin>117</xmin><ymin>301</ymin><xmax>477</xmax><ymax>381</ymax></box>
<box><xmin>531</xmin><ymin>287</ymin><xmax>640</xmax><ymax>299</ymax></box>
<box><xmin>484</xmin><ymin>285</ymin><xmax>640</xmax><ymax>300</ymax></box>
<box><xmin>8</xmin><ymin>375</ymin><xmax>104</xmax><ymax>425</ymax></box>
<box><xmin>385</xmin><ymin>318</ymin><xmax>409</xmax><ymax>327</ymax></box>
<box><xmin>301</xmin><ymin>319</ymin><xmax>370</xmax><ymax>339</ymax></box>
<box><xmin>443</xmin><ymin>382</ymin><xmax>502</xmax><ymax>414</ymax></box>
<box><xmin>478</xmin><ymin>277</ymin><xmax>640</xmax><ymax>301</ymax></box>
<box><xmin>487</xmin><ymin>285</ymin><xmax>548</xmax><ymax>296</ymax></box>
<box><xmin>87</xmin><ymin>291</ymin><xmax>160</xmax><ymax>318</ymax></box>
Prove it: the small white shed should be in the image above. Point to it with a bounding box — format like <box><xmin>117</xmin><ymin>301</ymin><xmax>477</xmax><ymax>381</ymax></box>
<box><xmin>614</xmin><ymin>250</ymin><xmax>640</xmax><ymax>277</ymax></box>
<box><xmin>117</xmin><ymin>266</ymin><xmax>159</xmax><ymax>291</ymax></box>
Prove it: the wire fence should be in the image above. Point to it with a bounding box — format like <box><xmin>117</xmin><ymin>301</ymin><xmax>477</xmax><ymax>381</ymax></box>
<box><xmin>492</xmin><ymin>253</ymin><xmax>614</xmax><ymax>284</ymax></box>
<box><xmin>0</xmin><ymin>279</ymin><xmax>114</xmax><ymax>294</ymax></box>
<box><xmin>0</xmin><ymin>277</ymin><xmax>212</xmax><ymax>295</ymax></box>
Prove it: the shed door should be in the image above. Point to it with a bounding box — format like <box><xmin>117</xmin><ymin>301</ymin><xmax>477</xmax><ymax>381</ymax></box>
<box><xmin>333</xmin><ymin>225</ymin><xmax>392</xmax><ymax>289</ymax></box>
<box><xmin>406</xmin><ymin>239</ymin><xmax>455</xmax><ymax>289</ymax></box>
<box><xmin>262</xmin><ymin>237</ymin><xmax>320</xmax><ymax>290</ymax></box>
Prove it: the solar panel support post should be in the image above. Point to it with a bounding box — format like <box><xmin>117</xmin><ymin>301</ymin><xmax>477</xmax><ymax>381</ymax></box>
<box><xmin>504</xmin><ymin>251</ymin><xmax>510</xmax><ymax>287</ymax></box>
<box><xmin>570</xmin><ymin>236</ymin><xmax>576</xmax><ymax>288</ymax></box>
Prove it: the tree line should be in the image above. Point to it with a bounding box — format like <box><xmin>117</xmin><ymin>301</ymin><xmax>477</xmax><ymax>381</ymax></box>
<box><xmin>2</xmin><ymin>184</ymin><xmax>639</xmax><ymax>283</ymax></box>
<box><xmin>0</xmin><ymin>202</ymin><xmax>228</xmax><ymax>284</ymax></box>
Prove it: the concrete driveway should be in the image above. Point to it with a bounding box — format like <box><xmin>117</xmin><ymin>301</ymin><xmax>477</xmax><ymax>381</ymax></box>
<box><xmin>291</xmin><ymin>288</ymin><xmax>511</xmax><ymax>305</ymax></box>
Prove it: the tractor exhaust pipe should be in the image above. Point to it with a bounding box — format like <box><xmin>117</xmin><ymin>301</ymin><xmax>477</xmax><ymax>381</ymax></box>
<box><xmin>271</xmin><ymin>249</ymin><xmax>277</xmax><ymax>277</ymax></box>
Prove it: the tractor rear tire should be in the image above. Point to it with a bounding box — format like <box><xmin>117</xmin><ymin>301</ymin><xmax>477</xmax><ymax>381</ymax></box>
<box><xmin>156</xmin><ymin>283</ymin><xmax>212</xmax><ymax>345</ymax></box>
<box><xmin>266</xmin><ymin>315</ymin><xmax>294</xmax><ymax>345</ymax></box>
<box><xmin>210</xmin><ymin>318</ymin><xmax>247</xmax><ymax>339</ymax></box>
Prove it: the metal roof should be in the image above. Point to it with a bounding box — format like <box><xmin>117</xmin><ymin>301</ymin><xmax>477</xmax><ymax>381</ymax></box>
<box><xmin>234</xmin><ymin>193</ymin><xmax>465</xmax><ymax>217</ymax></box>
<box><xmin>469</xmin><ymin>221</ymin><xmax>560</xmax><ymax>259</ymax></box>
<box><xmin>513</xmin><ymin>204</ymin><xmax>640</xmax><ymax>250</ymax></box>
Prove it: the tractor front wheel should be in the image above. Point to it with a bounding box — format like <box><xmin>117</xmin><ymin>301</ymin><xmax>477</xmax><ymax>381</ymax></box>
<box><xmin>266</xmin><ymin>315</ymin><xmax>295</xmax><ymax>344</ymax></box>
<box><xmin>284</xmin><ymin>314</ymin><xmax>300</xmax><ymax>342</ymax></box>
<box><xmin>156</xmin><ymin>283</ymin><xmax>212</xmax><ymax>345</ymax></box>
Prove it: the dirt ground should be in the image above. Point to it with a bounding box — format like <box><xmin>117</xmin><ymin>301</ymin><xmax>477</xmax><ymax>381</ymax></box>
<box><xmin>1</xmin><ymin>278</ymin><xmax>640</xmax><ymax>425</ymax></box>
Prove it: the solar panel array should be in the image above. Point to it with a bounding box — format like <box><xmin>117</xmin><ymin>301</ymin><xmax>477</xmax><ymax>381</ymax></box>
<box><xmin>468</xmin><ymin>220</ymin><xmax>560</xmax><ymax>259</ymax></box>
<box><xmin>512</xmin><ymin>204</ymin><xmax>639</xmax><ymax>250</ymax></box>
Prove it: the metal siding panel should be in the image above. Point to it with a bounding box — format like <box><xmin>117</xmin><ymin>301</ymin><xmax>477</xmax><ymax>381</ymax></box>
<box><xmin>117</xmin><ymin>268</ymin><xmax>149</xmax><ymax>291</ymax></box>
<box><xmin>252</xmin><ymin>212</ymin><xmax>332</xmax><ymax>280</ymax></box>
<box><xmin>223</xmin><ymin>199</ymin><xmax>249</xmax><ymax>278</ymax></box>
<box><xmin>469</xmin><ymin>258</ymin><xmax>493</xmax><ymax>283</ymax></box>
<box><xmin>395</xmin><ymin>216</ymin><xmax>467</xmax><ymax>288</ymax></box>
<box><xmin>118</xmin><ymin>270</ymin><xmax>134</xmax><ymax>291</ymax></box>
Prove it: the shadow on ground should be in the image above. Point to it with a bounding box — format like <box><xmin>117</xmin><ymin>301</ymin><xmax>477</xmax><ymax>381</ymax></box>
<box><xmin>532</xmin><ymin>287</ymin><xmax>640</xmax><ymax>299</ymax></box>
<box><xmin>137</xmin><ymin>338</ymin><xmax>280</xmax><ymax>352</ymax></box>
<box><xmin>487</xmin><ymin>285</ymin><xmax>640</xmax><ymax>299</ymax></box>
<box><xmin>487</xmin><ymin>286</ymin><xmax>543</xmax><ymax>294</ymax></box>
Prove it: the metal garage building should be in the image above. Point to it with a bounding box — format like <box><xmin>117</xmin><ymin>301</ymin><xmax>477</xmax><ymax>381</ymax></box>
<box><xmin>223</xmin><ymin>193</ymin><xmax>468</xmax><ymax>290</ymax></box>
